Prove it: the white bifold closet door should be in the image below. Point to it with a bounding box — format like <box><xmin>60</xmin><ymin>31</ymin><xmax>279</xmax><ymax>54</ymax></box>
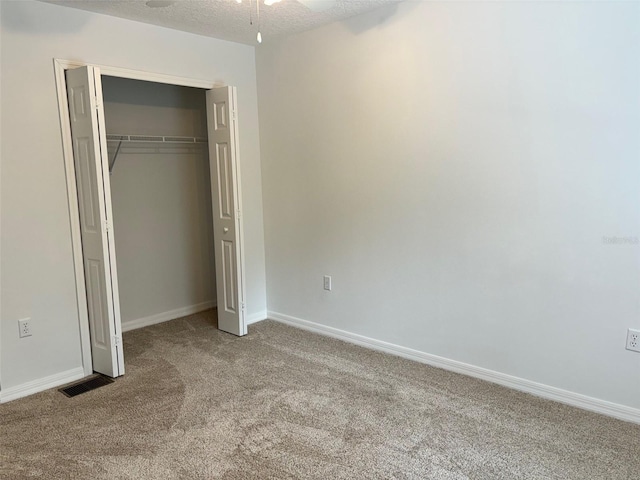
<box><xmin>66</xmin><ymin>66</ymin><xmax>124</xmax><ymax>377</ymax></box>
<box><xmin>207</xmin><ymin>87</ymin><xmax>247</xmax><ymax>336</ymax></box>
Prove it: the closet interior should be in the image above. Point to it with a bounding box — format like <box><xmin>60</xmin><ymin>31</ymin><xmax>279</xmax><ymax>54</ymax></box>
<box><xmin>101</xmin><ymin>76</ymin><xmax>216</xmax><ymax>329</ymax></box>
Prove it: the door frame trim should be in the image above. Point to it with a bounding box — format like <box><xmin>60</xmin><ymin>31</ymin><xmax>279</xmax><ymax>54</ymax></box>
<box><xmin>53</xmin><ymin>59</ymin><xmax>234</xmax><ymax>376</ymax></box>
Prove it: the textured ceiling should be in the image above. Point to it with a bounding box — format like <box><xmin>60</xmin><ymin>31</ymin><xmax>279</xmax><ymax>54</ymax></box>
<box><xmin>41</xmin><ymin>0</ymin><xmax>404</xmax><ymax>45</ymax></box>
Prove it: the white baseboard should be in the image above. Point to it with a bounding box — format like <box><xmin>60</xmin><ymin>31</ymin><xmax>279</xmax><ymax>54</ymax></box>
<box><xmin>246</xmin><ymin>311</ymin><xmax>267</xmax><ymax>325</ymax></box>
<box><xmin>268</xmin><ymin>311</ymin><xmax>640</xmax><ymax>425</ymax></box>
<box><xmin>0</xmin><ymin>367</ymin><xmax>85</xmax><ymax>403</ymax></box>
<box><xmin>122</xmin><ymin>301</ymin><xmax>216</xmax><ymax>332</ymax></box>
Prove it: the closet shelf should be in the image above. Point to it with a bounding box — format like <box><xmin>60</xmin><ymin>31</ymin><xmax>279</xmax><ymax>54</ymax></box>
<box><xmin>106</xmin><ymin>134</ymin><xmax>208</xmax><ymax>174</ymax></box>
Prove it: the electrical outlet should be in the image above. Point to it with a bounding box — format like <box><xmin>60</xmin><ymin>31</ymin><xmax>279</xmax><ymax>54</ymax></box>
<box><xmin>627</xmin><ymin>328</ymin><xmax>640</xmax><ymax>352</ymax></box>
<box><xmin>18</xmin><ymin>318</ymin><xmax>32</xmax><ymax>338</ymax></box>
<box><xmin>323</xmin><ymin>275</ymin><xmax>332</xmax><ymax>291</ymax></box>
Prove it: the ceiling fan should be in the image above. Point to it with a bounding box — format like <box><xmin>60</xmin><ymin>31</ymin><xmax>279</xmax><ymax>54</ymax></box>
<box><xmin>261</xmin><ymin>0</ymin><xmax>337</xmax><ymax>12</ymax></box>
<box><xmin>148</xmin><ymin>0</ymin><xmax>339</xmax><ymax>42</ymax></box>
<box><xmin>252</xmin><ymin>0</ymin><xmax>338</xmax><ymax>42</ymax></box>
<box><xmin>295</xmin><ymin>0</ymin><xmax>337</xmax><ymax>12</ymax></box>
<box><xmin>149</xmin><ymin>0</ymin><xmax>338</xmax><ymax>12</ymax></box>
<box><xmin>261</xmin><ymin>0</ymin><xmax>337</xmax><ymax>11</ymax></box>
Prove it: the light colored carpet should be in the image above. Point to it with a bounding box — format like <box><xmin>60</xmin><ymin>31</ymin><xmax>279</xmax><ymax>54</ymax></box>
<box><xmin>1</xmin><ymin>309</ymin><xmax>638</xmax><ymax>479</ymax></box>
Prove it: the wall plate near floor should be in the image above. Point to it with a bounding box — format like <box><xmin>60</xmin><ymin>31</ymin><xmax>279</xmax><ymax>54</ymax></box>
<box><xmin>626</xmin><ymin>328</ymin><xmax>640</xmax><ymax>352</ymax></box>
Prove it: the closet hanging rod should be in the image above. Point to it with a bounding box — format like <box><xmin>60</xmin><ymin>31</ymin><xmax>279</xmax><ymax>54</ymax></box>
<box><xmin>106</xmin><ymin>135</ymin><xmax>208</xmax><ymax>174</ymax></box>
<box><xmin>106</xmin><ymin>134</ymin><xmax>208</xmax><ymax>144</ymax></box>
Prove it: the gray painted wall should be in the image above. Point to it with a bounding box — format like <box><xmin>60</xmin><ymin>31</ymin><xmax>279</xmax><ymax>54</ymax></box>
<box><xmin>256</xmin><ymin>1</ymin><xmax>640</xmax><ymax>409</ymax></box>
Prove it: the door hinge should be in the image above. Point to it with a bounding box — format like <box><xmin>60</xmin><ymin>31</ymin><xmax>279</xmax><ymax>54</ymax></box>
<box><xmin>105</xmin><ymin>221</ymin><xmax>111</xmax><ymax>232</ymax></box>
<box><xmin>241</xmin><ymin>302</ymin><xmax>246</xmax><ymax>312</ymax></box>
<box><xmin>112</xmin><ymin>335</ymin><xmax>121</xmax><ymax>348</ymax></box>
<box><xmin>232</xmin><ymin>110</ymin><xmax>237</xmax><ymax>121</ymax></box>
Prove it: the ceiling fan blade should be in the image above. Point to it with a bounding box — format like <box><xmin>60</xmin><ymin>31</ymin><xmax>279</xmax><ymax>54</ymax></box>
<box><xmin>297</xmin><ymin>0</ymin><xmax>338</xmax><ymax>13</ymax></box>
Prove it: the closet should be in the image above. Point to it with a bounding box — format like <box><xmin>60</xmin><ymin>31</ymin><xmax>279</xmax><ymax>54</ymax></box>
<box><xmin>102</xmin><ymin>77</ymin><xmax>215</xmax><ymax>329</ymax></box>
<box><xmin>61</xmin><ymin>65</ymin><xmax>247</xmax><ymax>380</ymax></box>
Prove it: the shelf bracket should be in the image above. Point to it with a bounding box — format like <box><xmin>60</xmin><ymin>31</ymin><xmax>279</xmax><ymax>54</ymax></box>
<box><xmin>109</xmin><ymin>138</ymin><xmax>123</xmax><ymax>174</ymax></box>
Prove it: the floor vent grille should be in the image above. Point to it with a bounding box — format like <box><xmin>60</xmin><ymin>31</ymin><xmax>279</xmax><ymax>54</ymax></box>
<box><xmin>59</xmin><ymin>375</ymin><xmax>114</xmax><ymax>398</ymax></box>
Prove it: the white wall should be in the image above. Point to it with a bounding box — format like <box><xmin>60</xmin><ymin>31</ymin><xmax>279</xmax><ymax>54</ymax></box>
<box><xmin>0</xmin><ymin>0</ymin><xmax>267</xmax><ymax>392</ymax></box>
<box><xmin>256</xmin><ymin>1</ymin><xmax>640</xmax><ymax>410</ymax></box>
<box><xmin>103</xmin><ymin>77</ymin><xmax>216</xmax><ymax>325</ymax></box>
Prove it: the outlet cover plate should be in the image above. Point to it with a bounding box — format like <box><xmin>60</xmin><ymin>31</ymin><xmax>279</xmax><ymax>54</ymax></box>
<box><xmin>626</xmin><ymin>328</ymin><xmax>640</xmax><ymax>353</ymax></box>
<box><xmin>19</xmin><ymin>318</ymin><xmax>32</xmax><ymax>338</ymax></box>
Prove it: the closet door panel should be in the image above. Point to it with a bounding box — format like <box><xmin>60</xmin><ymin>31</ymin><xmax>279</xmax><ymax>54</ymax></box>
<box><xmin>215</xmin><ymin>143</ymin><xmax>233</xmax><ymax>219</ymax></box>
<box><xmin>207</xmin><ymin>86</ymin><xmax>246</xmax><ymax>336</ymax></box>
<box><xmin>66</xmin><ymin>66</ymin><xmax>124</xmax><ymax>377</ymax></box>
